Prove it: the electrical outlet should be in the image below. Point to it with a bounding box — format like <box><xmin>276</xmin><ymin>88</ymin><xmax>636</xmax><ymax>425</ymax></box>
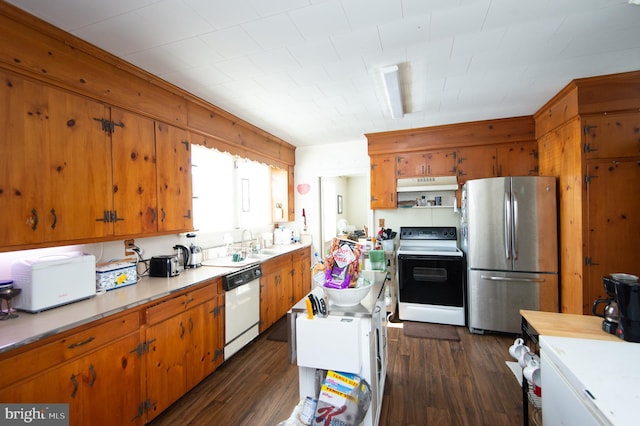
<box><xmin>124</xmin><ymin>239</ymin><xmax>135</xmax><ymax>256</ymax></box>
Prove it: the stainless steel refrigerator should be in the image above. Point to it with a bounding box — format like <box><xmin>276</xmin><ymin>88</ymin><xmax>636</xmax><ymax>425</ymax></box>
<box><xmin>462</xmin><ymin>176</ymin><xmax>558</xmax><ymax>334</ymax></box>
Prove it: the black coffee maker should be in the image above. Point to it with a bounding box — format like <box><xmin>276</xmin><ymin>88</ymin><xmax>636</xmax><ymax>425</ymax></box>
<box><xmin>592</xmin><ymin>276</ymin><xmax>620</xmax><ymax>335</ymax></box>
<box><xmin>611</xmin><ymin>273</ymin><xmax>640</xmax><ymax>343</ymax></box>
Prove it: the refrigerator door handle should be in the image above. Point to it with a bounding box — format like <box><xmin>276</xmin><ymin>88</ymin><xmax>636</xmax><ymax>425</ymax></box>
<box><xmin>480</xmin><ymin>275</ymin><xmax>546</xmax><ymax>283</ymax></box>
<box><xmin>512</xmin><ymin>191</ymin><xmax>519</xmax><ymax>260</ymax></box>
<box><xmin>504</xmin><ymin>191</ymin><xmax>512</xmax><ymax>260</ymax></box>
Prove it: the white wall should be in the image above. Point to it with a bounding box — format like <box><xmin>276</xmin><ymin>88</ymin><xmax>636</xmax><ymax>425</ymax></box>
<box><xmin>294</xmin><ymin>139</ymin><xmax>370</xmax><ymax>257</ymax></box>
<box><xmin>295</xmin><ymin>139</ymin><xmax>463</xmax><ymax>255</ymax></box>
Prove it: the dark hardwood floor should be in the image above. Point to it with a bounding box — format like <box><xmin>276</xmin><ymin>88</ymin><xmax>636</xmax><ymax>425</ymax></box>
<box><xmin>150</xmin><ymin>317</ymin><xmax>523</xmax><ymax>426</ymax></box>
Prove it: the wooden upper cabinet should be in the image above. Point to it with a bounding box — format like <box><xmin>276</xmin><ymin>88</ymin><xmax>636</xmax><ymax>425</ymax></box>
<box><xmin>396</xmin><ymin>151</ymin><xmax>456</xmax><ymax>177</ymax></box>
<box><xmin>0</xmin><ymin>71</ymin><xmax>113</xmax><ymax>246</ymax></box>
<box><xmin>155</xmin><ymin>122</ymin><xmax>193</xmax><ymax>233</ymax></box>
<box><xmin>370</xmin><ymin>155</ymin><xmax>396</xmax><ymax>209</ymax></box>
<box><xmin>111</xmin><ymin>108</ymin><xmax>158</xmax><ymax>236</ymax></box>
<box><xmin>46</xmin><ymin>88</ymin><xmax>113</xmax><ymax>241</ymax></box>
<box><xmin>426</xmin><ymin>150</ymin><xmax>457</xmax><ymax>176</ymax></box>
<box><xmin>496</xmin><ymin>141</ymin><xmax>539</xmax><ymax>176</ymax></box>
<box><xmin>1</xmin><ymin>71</ymin><xmax>48</xmax><ymax>246</ymax></box>
<box><xmin>396</xmin><ymin>152</ymin><xmax>426</xmax><ymax>177</ymax></box>
<box><xmin>456</xmin><ymin>146</ymin><xmax>496</xmax><ymax>183</ymax></box>
<box><xmin>583</xmin><ymin>112</ymin><xmax>640</xmax><ymax>159</ymax></box>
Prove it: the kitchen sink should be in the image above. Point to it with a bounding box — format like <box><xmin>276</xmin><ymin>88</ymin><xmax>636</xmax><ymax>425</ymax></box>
<box><xmin>258</xmin><ymin>249</ymin><xmax>282</xmax><ymax>255</ymax></box>
<box><xmin>202</xmin><ymin>256</ymin><xmax>260</xmax><ymax>268</ymax></box>
<box><xmin>247</xmin><ymin>253</ymin><xmax>271</xmax><ymax>259</ymax></box>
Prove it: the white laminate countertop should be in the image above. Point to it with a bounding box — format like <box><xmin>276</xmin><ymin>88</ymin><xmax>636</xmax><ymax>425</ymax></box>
<box><xmin>0</xmin><ymin>243</ymin><xmax>310</xmax><ymax>354</ymax></box>
<box><xmin>540</xmin><ymin>335</ymin><xmax>640</xmax><ymax>426</ymax></box>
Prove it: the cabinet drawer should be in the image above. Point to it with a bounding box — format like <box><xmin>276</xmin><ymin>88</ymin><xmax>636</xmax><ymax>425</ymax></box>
<box><xmin>146</xmin><ymin>284</ymin><xmax>215</xmax><ymax>325</ymax></box>
<box><xmin>0</xmin><ymin>310</ymin><xmax>140</xmax><ymax>387</ymax></box>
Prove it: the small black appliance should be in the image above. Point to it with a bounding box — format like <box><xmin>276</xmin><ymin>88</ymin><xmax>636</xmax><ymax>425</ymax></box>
<box><xmin>149</xmin><ymin>255</ymin><xmax>180</xmax><ymax>277</ymax></box>
<box><xmin>611</xmin><ymin>273</ymin><xmax>640</xmax><ymax>343</ymax></box>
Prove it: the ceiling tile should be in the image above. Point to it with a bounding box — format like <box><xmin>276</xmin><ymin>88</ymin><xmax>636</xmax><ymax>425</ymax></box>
<box><xmin>288</xmin><ymin>38</ymin><xmax>341</xmax><ymax>67</ymax></box>
<box><xmin>185</xmin><ymin>0</ymin><xmax>259</xmax><ymax>29</ymax></box>
<box><xmin>341</xmin><ymin>0</ymin><xmax>402</xmax><ymax>29</ymax></box>
<box><xmin>378</xmin><ymin>15</ymin><xmax>430</xmax><ymax>50</ymax></box>
<box><xmin>199</xmin><ymin>26</ymin><xmax>261</xmax><ymax>59</ymax></box>
<box><xmin>289</xmin><ymin>0</ymin><xmax>351</xmax><ymax>40</ymax></box>
<box><xmin>242</xmin><ymin>14</ymin><xmax>304</xmax><ymax>49</ymax></box>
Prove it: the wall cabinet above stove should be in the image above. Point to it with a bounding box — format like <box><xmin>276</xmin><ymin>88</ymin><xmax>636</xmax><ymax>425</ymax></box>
<box><xmin>367</xmin><ymin>117</ymin><xmax>538</xmax><ymax>210</ymax></box>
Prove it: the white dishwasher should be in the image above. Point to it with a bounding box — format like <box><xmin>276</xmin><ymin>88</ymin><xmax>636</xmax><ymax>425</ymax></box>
<box><xmin>223</xmin><ymin>264</ymin><xmax>262</xmax><ymax>360</ymax></box>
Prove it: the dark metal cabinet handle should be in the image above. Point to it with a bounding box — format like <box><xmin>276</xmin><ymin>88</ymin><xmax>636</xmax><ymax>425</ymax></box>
<box><xmin>50</xmin><ymin>208</ymin><xmax>57</xmax><ymax>230</ymax></box>
<box><xmin>31</xmin><ymin>208</ymin><xmax>38</xmax><ymax>231</ymax></box>
<box><xmin>188</xmin><ymin>317</ymin><xmax>194</xmax><ymax>334</ymax></box>
<box><xmin>179</xmin><ymin>322</ymin><xmax>185</xmax><ymax>339</ymax></box>
<box><xmin>70</xmin><ymin>374</ymin><xmax>78</xmax><ymax>398</ymax></box>
<box><xmin>68</xmin><ymin>336</ymin><xmax>95</xmax><ymax>349</ymax></box>
<box><xmin>88</xmin><ymin>364</ymin><xmax>96</xmax><ymax>387</ymax></box>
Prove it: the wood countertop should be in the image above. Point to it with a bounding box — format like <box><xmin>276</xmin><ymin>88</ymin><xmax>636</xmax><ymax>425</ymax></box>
<box><xmin>520</xmin><ymin>309</ymin><xmax>621</xmax><ymax>342</ymax></box>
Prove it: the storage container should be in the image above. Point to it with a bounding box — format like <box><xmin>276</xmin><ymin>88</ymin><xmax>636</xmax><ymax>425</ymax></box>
<box><xmin>96</xmin><ymin>261</ymin><xmax>137</xmax><ymax>291</ymax></box>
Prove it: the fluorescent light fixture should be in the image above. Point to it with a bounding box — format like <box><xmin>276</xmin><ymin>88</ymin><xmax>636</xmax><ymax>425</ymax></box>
<box><xmin>381</xmin><ymin>65</ymin><xmax>404</xmax><ymax>119</ymax></box>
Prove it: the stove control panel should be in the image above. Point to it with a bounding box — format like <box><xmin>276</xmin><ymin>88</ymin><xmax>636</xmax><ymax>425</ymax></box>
<box><xmin>399</xmin><ymin>226</ymin><xmax>457</xmax><ymax>241</ymax></box>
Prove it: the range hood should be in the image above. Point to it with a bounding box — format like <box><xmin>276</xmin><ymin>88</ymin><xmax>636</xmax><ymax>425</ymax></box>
<box><xmin>397</xmin><ymin>176</ymin><xmax>459</xmax><ymax>192</ymax></box>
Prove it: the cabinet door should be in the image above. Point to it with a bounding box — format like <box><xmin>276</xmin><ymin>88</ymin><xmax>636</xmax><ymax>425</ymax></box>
<box><xmin>111</xmin><ymin>108</ymin><xmax>158</xmax><ymax>236</ymax></box>
<box><xmin>4</xmin><ymin>357</ymin><xmax>85</xmax><ymax>423</ymax></box>
<box><xmin>279</xmin><ymin>258</ymin><xmax>294</xmax><ymax>319</ymax></box>
<box><xmin>0</xmin><ymin>74</ymin><xmax>112</xmax><ymax>244</ymax></box>
<box><xmin>585</xmin><ymin>159</ymin><xmax>640</xmax><ymax>311</ymax></box>
<box><xmin>370</xmin><ymin>155</ymin><xmax>396</xmax><ymax>209</ymax></box>
<box><xmin>260</xmin><ymin>256</ymin><xmax>290</xmax><ymax>331</ymax></box>
<box><xmin>292</xmin><ymin>248</ymin><xmax>311</xmax><ymax>304</ymax></box>
<box><xmin>5</xmin><ymin>333</ymin><xmax>142</xmax><ymax>426</ymax></box>
<box><xmin>584</xmin><ymin>112</ymin><xmax>640</xmax><ymax>159</ymax></box>
<box><xmin>80</xmin><ymin>333</ymin><xmax>144</xmax><ymax>426</ymax></box>
<box><xmin>496</xmin><ymin>141</ymin><xmax>538</xmax><ymax>176</ymax></box>
<box><xmin>155</xmin><ymin>122</ymin><xmax>193</xmax><ymax>232</ymax></box>
<box><xmin>456</xmin><ymin>146</ymin><xmax>496</xmax><ymax>183</ymax></box>
<box><xmin>0</xmin><ymin>72</ymin><xmax>46</xmax><ymax>245</ymax></box>
<box><xmin>396</xmin><ymin>153</ymin><xmax>426</xmax><ymax>177</ymax></box>
<box><xmin>145</xmin><ymin>313</ymin><xmax>187</xmax><ymax>421</ymax></box>
<box><xmin>46</xmin><ymin>87</ymin><xmax>112</xmax><ymax>241</ymax></box>
<box><xmin>184</xmin><ymin>299</ymin><xmax>218</xmax><ymax>390</ymax></box>
<box><xmin>425</xmin><ymin>150</ymin><xmax>457</xmax><ymax>176</ymax></box>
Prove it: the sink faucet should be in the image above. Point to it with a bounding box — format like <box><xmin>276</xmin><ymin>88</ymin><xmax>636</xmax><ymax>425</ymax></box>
<box><xmin>241</xmin><ymin>229</ymin><xmax>253</xmax><ymax>253</ymax></box>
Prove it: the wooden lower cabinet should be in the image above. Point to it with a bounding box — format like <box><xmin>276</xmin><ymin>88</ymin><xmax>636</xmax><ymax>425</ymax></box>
<box><xmin>292</xmin><ymin>247</ymin><xmax>311</xmax><ymax>305</ymax></box>
<box><xmin>260</xmin><ymin>255</ymin><xmax>293</xmax><ymax>332</ymax></box>
<box><xmin>2</xmin><ymin>315</ymin><xmax>144</xmax><ymax>426</ymax></box>
<box><xmin>144</xmin><ymin>282</ymin><xmax>223</xmax><ymax>422</ymax></box>
<box><xmin>260</xmin><ymin>247</ymin><xmax>312</xmax><ymax>332</ymax></box>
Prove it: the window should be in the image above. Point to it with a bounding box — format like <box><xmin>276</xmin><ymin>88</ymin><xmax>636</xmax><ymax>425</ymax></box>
<box><xmin>191</xmin><ymin>145</ymin><xmax>271</xmax><ymax>232</ymax></box>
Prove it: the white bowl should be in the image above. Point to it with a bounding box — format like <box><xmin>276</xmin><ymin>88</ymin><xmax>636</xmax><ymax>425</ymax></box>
<box><xmin>321</xmin><ymin>283</ymin><xmax>373</xmax><ymax>307</ymax></box>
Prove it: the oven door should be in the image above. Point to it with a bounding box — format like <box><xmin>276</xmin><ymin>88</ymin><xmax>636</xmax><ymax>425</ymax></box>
<box><xmin>397</xmin><ymin>254</ymin><xmax>465</xmax><ymax>307</ymax></box>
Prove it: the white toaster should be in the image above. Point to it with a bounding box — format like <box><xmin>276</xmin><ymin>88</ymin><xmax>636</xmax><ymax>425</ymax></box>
<box><xmin>11</xmin><ymin>252</ymin><xmax>97</xmax><ymax>312</ymax></box>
